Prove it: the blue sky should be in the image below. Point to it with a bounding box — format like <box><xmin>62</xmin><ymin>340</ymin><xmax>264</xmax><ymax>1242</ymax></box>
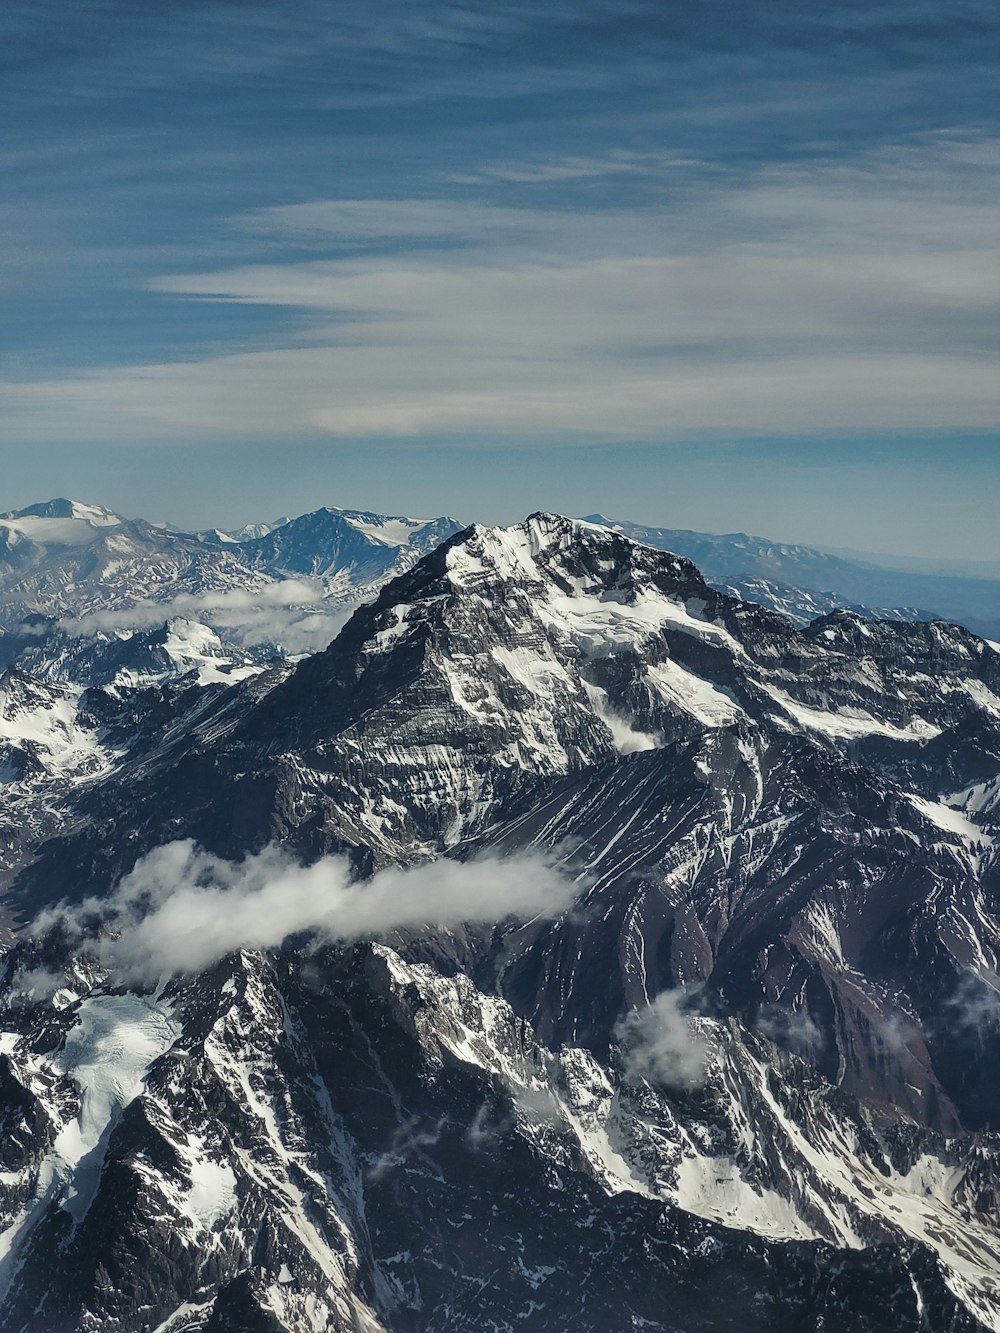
<box><xmin>1</xmin><ymin>0</ymin><xmax>998</xmax><ymax>560</ymax></box>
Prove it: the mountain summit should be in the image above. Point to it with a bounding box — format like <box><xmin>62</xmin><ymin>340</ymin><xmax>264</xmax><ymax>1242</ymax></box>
<box><xmin>0</xmin><ymin>514</ymin><xmax>997</xmax><ymax>1331</ymax></box>
<box><xmin>1</xmin><ymin>498</ymin><xmax>124</xmax><ymax>526</ymax></box>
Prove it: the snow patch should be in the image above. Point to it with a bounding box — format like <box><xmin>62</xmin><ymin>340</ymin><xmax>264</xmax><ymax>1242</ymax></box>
<box><xmin>344</xmin><ymin>516</ymin><xmax>427</xmax><ymax>547</ymax></box>
<box><xmin>645</xmin><ymin>659</ymin><xmax>743</xmax><ymax>728</ymax></box>
<box><xmin>50</xmin><ymin>994</ymin><xmax>182</xmax><ymax>1221</ymax></box>
<box><xmin>760</xmin><ymin>684</ymin><xmax>941</xmax><ymax>743</ymax></box>
<box><xmin>0</xmin><ymin>518</ymin><xmax>104</xmax><ymax>548</ymax></box>
<box><xmin>672</xmin><ymin>1143</ymin><xmax>817</xmax><ymax>1241</ymax></box>
<box><xmin>0</xmin><ymin>677</ymin><xmax>108</xmax><ymax>777</ymax></box>
<box><xmin>959</xmin><ymin>677</ymin><xmax>1000</xmax><ymax>718</ymax></box>
<box><xmin>184</xmin><ymin>1147</ymin><xmax>237</xmax><ymax>1227</ymax></box>
<box><xmin>162</xmin><ymin>619</ymin><xmax>264</xmax><ymax>686</ymax></box>
<box><xmin>906</xmin><ymin>794</ymin><xmax>993</xmax><ymax>850</ymax></box>
<box><xmin>946</xmin><ymin>776</ymin><xmax>1000</xmax><ymax>819</ymax></box>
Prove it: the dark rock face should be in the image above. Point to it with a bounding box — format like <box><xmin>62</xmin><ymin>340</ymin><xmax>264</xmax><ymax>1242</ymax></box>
<box><xmin>0</xmin><ymin>514</ymin><xmax>999</xmax><ymax>1330</ymax></box>
<box><xmin>0</xmin><ymin>943</ymin><xmax>996</xmax><ymax>1332</ymax></box>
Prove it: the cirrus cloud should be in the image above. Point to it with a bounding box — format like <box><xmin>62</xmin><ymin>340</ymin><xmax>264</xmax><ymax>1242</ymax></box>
<box><xmin>2</xmin><ymin>135</ymin><xmax>997</xmax><ymax>446</ymax></box>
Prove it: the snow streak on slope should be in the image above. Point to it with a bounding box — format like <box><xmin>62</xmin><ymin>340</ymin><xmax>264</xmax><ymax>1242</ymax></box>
<box><xmin>0</xmin><ymin>952</ymin><xmax>396</xmax><ymax>1332</ymax></box>
<box><xmin>49</xmin><ymin>995</ymin><xmax>182</xmax><ymax>1222</ymax></box>
<box><xmin>0</xmin><ymin>511</ymin><xmax>998</xmax><ymax>1329</ymax></box>
<box><xmin>645</xmin><ymin>660</ymin><xmax>743</xmax><ymax>728</ymax></box>
<box><xmin>0</xmin><ymin>993</ymin><xmax>180</xmax><ymax>1282</ymax></box>
<box><xmin>374</xmin><ymin>948</ymin><xmax>1000</xmax><ymax>1330</ymax></box>
<box><xmin>761</xmin><ymin>683</ymin><xmax>943</xmax><ymax>743</ymax></box>
<box><xmin>907</xmin><ymin>795</ymin><xmax>995</xmax><ymax>849</ymax></box>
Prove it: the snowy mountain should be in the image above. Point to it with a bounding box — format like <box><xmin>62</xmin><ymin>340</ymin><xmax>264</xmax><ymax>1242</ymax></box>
<box><xmin>587</xmin><ymin>514</ymin><xmax>1000</xmax><ymax>641</ymax></box>
<box><xmin>0</xmin><ymin>500</ymin><xmax>256</xmax><ymax>622</ymax></box>
<box><xmin>236</xmin><ymin>507</ymin><xmax>463</xmax><ymax>590</ymax></box>
<box><xmin>199</xmin><ymin>516</ymin><xmax>291</xmax><ymax>544</ymax></box>
<box><xmin>0</xmin><ymin>514</ymin><xmax>998</xmax><ymax>1330</ymax></box>
<box><xmin>0</xmin><ymin>500</ymin><xmax>463</xmax><ymax>683</ymax></box>
<box><xmin>1</xmin><ymin>498</ymin><xmax>992</xmax><ymax>697</ymax></box>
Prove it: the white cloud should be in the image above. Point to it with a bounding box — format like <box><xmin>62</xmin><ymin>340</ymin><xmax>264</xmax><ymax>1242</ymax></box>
<box><xmin>943</xmin><ymin>968</ymin><xmax>1000</xmax><ymax>1033</ymax></box>
<box><xmin>34</xmin><ymin>840</ymin><xmax>579</xmax><ymax>985</ymax></box>
<box><xmin>1</xmin><ymin>136</ymin><xmax>997</xmax><ymax>444</ymax></box>
<box><xmin>236</xmin><ymin>198</ymin><xmax>558</xmax><ymax>243</ymax></box>
<box><xmin>754</xmin><ymin>1006</ymin><xmax>823</xmax><ymax>1056</ymax></box>
<box><xmin>60</xmin><ymin>579</ymin><xmax>321</xmax><ymax>634</ymax></box>
<box><xmin>367</xmin><ymin>1114</ymin><xmax>445</xmax><ymax>1182</ymax></box>
<box><xmin>58</xmin><ymin>579</ymin><xmax>347</xmax><ymax>655</ymax></box>
<box><xmin>616</xmin><ymin>988</ymin><xmax>712</xmax><ymax>1091</ymax></box>
<box><xmin>6</xmin><ymin>966</ymin><xmax>65</xmax><ymax>1004</ymax></box>
<box><xmin>449</xmin><ymin>151</ymin><xmax>699</xmax><ymax>185</ymax></box>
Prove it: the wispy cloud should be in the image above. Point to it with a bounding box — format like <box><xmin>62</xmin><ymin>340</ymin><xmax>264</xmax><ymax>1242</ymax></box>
<box><xmin>449</xmin><ymin>151</ymin><xmax>700</xmax><ymax>186</ymax></box>
<box><xmin>57</xmin><ymin>579</ymin><xmax>343</xmax><ymax>655</ymax></box>
<box><xmin>33</xmin><ymin>840</ymin><xmax>579</xmax><ymax>984</ymax></box>
<box><xmin>59</xmin><ymin>579</ymin><xmax>320</xmax><ymax>635</ymax></box>
<box><xmin>2</xmin><ymin>134</ymin><xmax>996</xmax><ymax>444</ymax></box>
<box><xmin>616</xmin><ymin>988</ymin><xmax>712</xmax><ymax>1091</ymax></box>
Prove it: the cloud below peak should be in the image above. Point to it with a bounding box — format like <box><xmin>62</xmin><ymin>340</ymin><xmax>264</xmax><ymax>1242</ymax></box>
<box><xmin>33</xmin><ymin>840</ymin><xmax>580</xmax><ymax>984</ymax></box>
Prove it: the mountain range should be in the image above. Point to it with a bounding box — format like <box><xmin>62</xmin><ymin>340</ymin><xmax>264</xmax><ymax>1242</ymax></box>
<box><xmin>587</xmin><ymin>515</ymin><xmax>1000</xmax><ymax>642</ymax></box>
<box><xmin>0</xmin><ymin>505</ymin><xmax>997</xmax><ymax>1330</ymax></box>
<box><xmin>1</xmin><ymin>500</ymin><xmax>995</xmax><ymax>697</ymax></box>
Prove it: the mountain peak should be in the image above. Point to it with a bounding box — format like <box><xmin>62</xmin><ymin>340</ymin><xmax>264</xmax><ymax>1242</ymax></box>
<box><xmin>4</xmin><ymin>498</ymin><xmax>122</xmax><ymax>527</ymax></box>
<box><xmin>443</xmin><ymin>513</ymin><xmax>701</xmax><ymax>596</ymax></box>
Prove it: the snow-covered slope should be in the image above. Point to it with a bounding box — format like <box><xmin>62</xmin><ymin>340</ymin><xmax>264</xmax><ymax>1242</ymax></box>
<box><xmin>588</xmin><ymin>513</ymin><xmax>1000</xmax><ymax>640</ymax></box>
<box><xmin>0</xmin><ymin>513</ymin><xmax>998</xmax><ymax>1330</ymax></box>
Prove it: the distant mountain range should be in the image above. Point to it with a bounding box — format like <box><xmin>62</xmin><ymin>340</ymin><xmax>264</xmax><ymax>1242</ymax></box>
<box><xmin>0</xmin><ymin>498</ymin><xmax>461</xmax><ymax>621</ymax></box>
<box><xmin>586</xmin><ymin>515</ymin><xmax>1000</xmax><ymax>642</ymax></box>
<box><xmin>0</xmin><ymin>499</ymin><xmax>464</xmax><ymax>682</ymax></box>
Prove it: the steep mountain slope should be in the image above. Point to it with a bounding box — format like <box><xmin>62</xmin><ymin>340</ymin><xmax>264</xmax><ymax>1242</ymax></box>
<box><xmin>587</xmin><ymin>514</ymin><xmax>1000</xmax><ymax>640</ymax></box>
<box><xmin>0</xmin><ymin>942</ymin><xmax>994</xmax><ymax>1332</ymax></box>
<box><xmin>0</xmin><ymin>515</ymin><xmax>999</xmax><ymax>1330</ymax></box>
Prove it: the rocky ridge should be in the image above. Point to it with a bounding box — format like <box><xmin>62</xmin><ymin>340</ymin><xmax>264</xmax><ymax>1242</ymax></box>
<box><xmin>0</xmin><ymin>515</ymin><xmax>997</xmax><ymax>1329</ymax></box>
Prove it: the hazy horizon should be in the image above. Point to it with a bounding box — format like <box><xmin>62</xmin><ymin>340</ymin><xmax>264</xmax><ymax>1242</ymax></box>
<box><xmin>7</xmin><ymin>480</ymin><xmax>1000</xmax><ymax>582</ymax></box>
